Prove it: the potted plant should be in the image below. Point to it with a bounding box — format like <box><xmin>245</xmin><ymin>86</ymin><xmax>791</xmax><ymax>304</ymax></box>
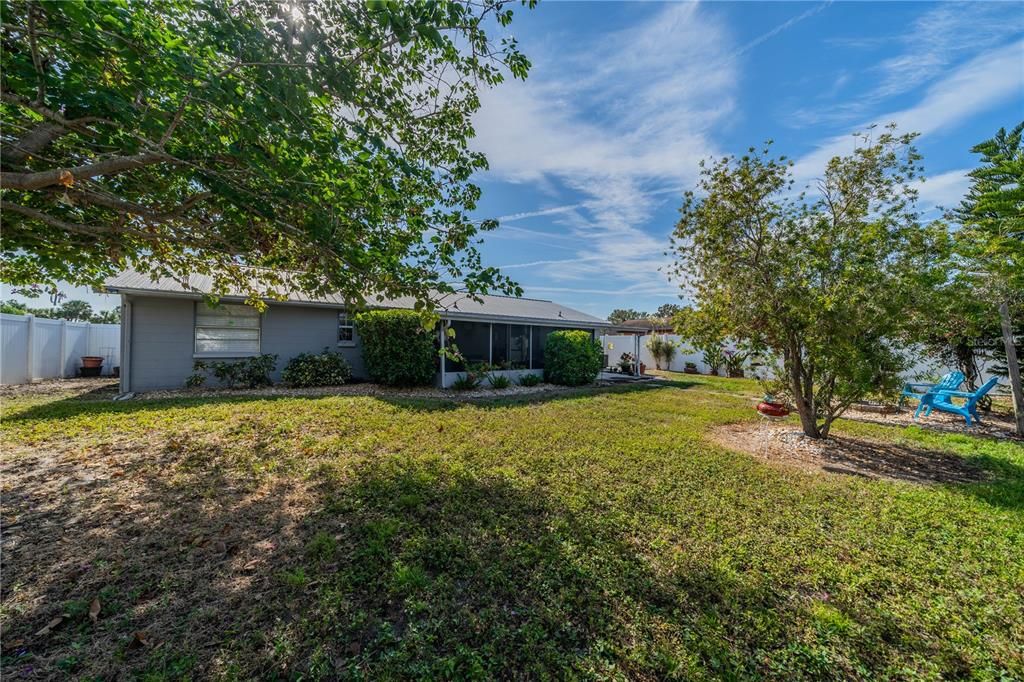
<box><xmin>80</xmin><ymin>356</ymin><xmax>103</xmax><ymax>377</ymax></box>
<box><xmin>724</xmin><ymin>350</ymin><xmax>748</xmax><ymax>378</ymax></box>
<box><xmin>684</xmin><ymin>361</ymin><xmax>698</xmax><ymax>374</ymax></box>
<box><xmin>702</xmin><ymin>346</ymin><xmax>725</xmax><ymax>376</ymax></box>
<box><xmin>618</xmin><ymin>352</ymin><xmax>635</xmax><ymax>374</ymax></box>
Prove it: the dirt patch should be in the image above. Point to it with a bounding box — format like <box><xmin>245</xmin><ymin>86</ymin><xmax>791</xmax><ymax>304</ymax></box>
<box><xmin>710</xmin><ymin>421</ymin><xmax>989</xmax><ymax>484</ymax></box>
<box><xmin>0</xmin><ymin>377</ymin><xmax>118</xmax><ymax>400</ymax></box>
<box><xmin>845</xmin><ymin>403</ymin><xmax>1021</xmax><ymax>441</ymax></box>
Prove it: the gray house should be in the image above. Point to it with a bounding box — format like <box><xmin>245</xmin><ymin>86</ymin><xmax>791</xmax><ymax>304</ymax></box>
<box><xmin>105</xmin><ymin>270</ymin><xmax>610</xmax><ymax>392</ymax></box>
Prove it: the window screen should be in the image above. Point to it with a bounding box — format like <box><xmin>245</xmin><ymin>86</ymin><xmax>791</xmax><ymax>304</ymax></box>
<box><xmin>448</xmin><ymin>321</ymin><xmax>490</xmax><ymax>372</ymax></box>
<box><xmin>195</xmin><ymin>303</ymin><xmax>260</xmax><ymax>355</ymax></box>
<box><xmin>509</xmin><ymin>325</ymin><xmax>530</xmax><ymax>369</ymax></box>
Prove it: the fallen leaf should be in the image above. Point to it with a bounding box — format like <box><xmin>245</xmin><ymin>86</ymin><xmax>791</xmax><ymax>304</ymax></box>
<box><xmin>35</xmin><ymin>615</ymin><xmax>65</xmax><ymax>637</ymax></box>
<box><xmin>241</xmin><ymin>559</ymin><xmax>261</xmax><ymax>572</ymax></box>
<box><xmin>89</xmin><ymin>597</ymin><xmax>101</xmax><ymax>623</ymax></box>
<box><xmin>129</xmin><ymin>631</ymin><xmax>153</xmax><ymax>649</ymax></box>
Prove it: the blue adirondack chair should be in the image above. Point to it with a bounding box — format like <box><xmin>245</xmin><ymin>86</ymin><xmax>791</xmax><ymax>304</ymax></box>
<box><xmin>899</xmin><ymin>371</ymin><xmax>964</xmax><ymax>409</ymax></box>
<box><xmin>915</xmin><ymin>376</ymin><xmax>1001</xmax><ymax>426</ymax></box>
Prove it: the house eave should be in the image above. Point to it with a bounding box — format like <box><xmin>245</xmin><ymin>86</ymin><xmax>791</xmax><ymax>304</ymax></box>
<box><xmin>106</xmin><ymin>286</ymin><xmax>611</xmax><ymax>329</ymax></box>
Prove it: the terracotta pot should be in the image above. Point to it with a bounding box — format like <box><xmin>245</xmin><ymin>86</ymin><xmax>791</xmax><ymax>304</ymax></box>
<box><xmin>81</xmin><ymin>356</ymin><xmax>104</xmax><ymax>369</ymax></box>
<box><xmin>729</xmin><ymin>369</ymin><xmax>744</xmax><ymax>378</ymax></box>
<box><xmin>639</xmin><ymin>362</ymin><xmax>647</xmax><ymax>375</ymax></box>
<box><xmin>683</xmin><ymin>366</ymin><xmax>698</xmax><ymax>374</ymax></box>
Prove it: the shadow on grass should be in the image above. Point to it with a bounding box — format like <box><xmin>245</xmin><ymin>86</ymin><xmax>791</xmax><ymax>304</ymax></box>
<box><xmin>2</xmin><ymin>438</ymin><xmax>818</xmax><ymax>680</ymax></box>
<box><xmin>1</xmin><ymin>379</ymin><xmax>697</xmax><ymax>422</ymax></box>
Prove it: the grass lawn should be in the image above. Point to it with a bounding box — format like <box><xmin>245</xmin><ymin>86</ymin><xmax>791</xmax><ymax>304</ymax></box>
<box><xmin>1</xmin><ymin>376</ymin><xmax>1022</xmax><ymax>680</ymax></box>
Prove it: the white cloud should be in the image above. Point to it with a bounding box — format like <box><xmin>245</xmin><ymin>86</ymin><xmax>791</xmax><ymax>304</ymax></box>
<box><xmin>792</xmin><ymin>39</ymin><xmax>1024</xmax><ymax>183</ymax></box>
<box><xmin>791</xmin><ymin>3</ymin><xmax>1024</xmax><ymax>127</ymax></box>
<box><xmin>916</xmin><ymin>168</ymin><xmax>971</xmax><ymax>214</ymax></box>
<box><xmin>475</xmin><ymin>2</ymin><xmax>827</xmax><ymax>295</ymax></box>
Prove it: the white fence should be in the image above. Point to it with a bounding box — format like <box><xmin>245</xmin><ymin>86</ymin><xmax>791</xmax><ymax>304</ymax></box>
<box><xmin>1</xmin><ymin>313</ymin><xmax>120</xmax><ymax>385</ymax></box>
<box><xmin>599</xmin><ymin>333</ymin><xmax>996</xmax><ymax>384</ymax></box>
<box><xmin>601</xmin><ymin>333</ymin><xmax>752</xmax><ymax>375</ymax></box>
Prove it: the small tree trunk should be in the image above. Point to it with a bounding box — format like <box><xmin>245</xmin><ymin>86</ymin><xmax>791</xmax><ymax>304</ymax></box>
<box><xmin>787</xmin><ymin>342</ymin><xmax>822</xmax><ymax>438</ymax></box>
<box><xmin>998</xmin><ymin>300</ymin><xmax>1024</xmax><ymax>436</ymax></box>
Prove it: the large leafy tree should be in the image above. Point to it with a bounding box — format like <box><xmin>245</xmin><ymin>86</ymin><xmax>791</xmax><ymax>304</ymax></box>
<box><xmin>670</xmin><ymin>128</ymin><xmax>949</xmax><ymax>438</ymax></box>
<box><xmin>952</xmin><ymin>122</ymin><xmax>1024</xmax><ymax>435</ymax></box>
<box><xmin>607</xmin><ymin>308</ymin><xmax>650</xmax><ymax>325</ymax></box>
<box><xmin>0</xmin><ymin>0</ymin><xmax>532</xmax><ymax>307</ymax></box>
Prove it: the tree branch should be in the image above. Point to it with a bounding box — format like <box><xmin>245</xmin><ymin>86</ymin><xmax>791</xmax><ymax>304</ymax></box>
<box><xmin>0</xmin><ymin>151</ymin><xmax>172</xmax><ymax>191</ymax></box>
<box><xmin>2</xmin><ymin>201</ymin><xmax>113</xmax><ymax>236</ymax></box>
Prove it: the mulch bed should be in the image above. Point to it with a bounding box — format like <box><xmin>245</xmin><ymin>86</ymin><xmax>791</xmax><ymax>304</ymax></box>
<box><xmin>710</xmin><ymin>421</ymin><xmax>990</xmax><ymax>484</ymax></box>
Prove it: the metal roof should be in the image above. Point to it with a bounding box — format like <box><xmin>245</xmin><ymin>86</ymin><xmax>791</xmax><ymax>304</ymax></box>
<box><xmin>104</xmin><ymin>269</ymin><xmax>610</xmax><ymax>327</ymax></box>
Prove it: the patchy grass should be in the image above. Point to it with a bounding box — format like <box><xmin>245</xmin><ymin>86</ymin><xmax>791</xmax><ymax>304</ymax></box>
<box><xmin>1</xmin><ymin>377</ymin><xmax>1022</xmax><ymax>680</ymax></box>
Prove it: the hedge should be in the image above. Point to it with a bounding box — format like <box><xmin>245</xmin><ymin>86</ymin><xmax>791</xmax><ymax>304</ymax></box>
<box><xmin>355</xmin><ymin>309</ymin><xmax>437</xmax><ymax>386</ymax></box>
<box><xmin>543</xmin><ymin>330</ymin><xmax>602</xmax><ymax>386</ymax></box>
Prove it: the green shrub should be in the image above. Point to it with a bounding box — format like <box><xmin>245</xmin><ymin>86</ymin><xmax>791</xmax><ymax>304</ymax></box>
<box><xmin>451</xmin><ymin>373</ymin><xmax>482</xmax><ymax>390</ymax></box>
<box><xmin>517</xmin><ymin>373</ymin><xmax>542</xmax><ymax>387</ymax></box>
<box><xmin>487</xmin><ymin>374</ymin><xmax>511</xmax><ymax>389</ymax></box>
<box><xmin>188</xmin><ymin>354</ymin><xmax>277</xmax><ymax>388</ymax></box>
<box><xmin>544</xmin><ymin>330</ymin><xmax>602</xmax><ymax>386</ymax></box>
<box><xmin>355</xmin><ymin>310</ymin><xmax>437</xmax><ymax>386</ymax></box>
<box><xmin>282</xmin><ymin>348</ymin><xmax>352</xmax><ymax>387</ymax></box>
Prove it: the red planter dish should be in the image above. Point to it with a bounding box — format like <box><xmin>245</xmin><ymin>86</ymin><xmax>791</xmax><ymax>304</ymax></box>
<box><xmin>756</xmin><ymin>401</ymin><xmax>790</xmax><ymax>418</ymax></box>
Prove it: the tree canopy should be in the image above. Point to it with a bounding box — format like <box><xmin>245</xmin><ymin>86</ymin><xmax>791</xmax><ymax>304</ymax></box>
<box><xmin>950</xmin><ymin>122</ymin><xmax>1024</xmax><ymax>434</ymax></box>
<box><xmin>670</xmin><ymin>127</ymin><xmax>950</xmax><ymax>438</ymax></box>
<box><xmin>1</xmin><ymin>0</ymin><xmax>533</xmax><ymax>308</ymax></box>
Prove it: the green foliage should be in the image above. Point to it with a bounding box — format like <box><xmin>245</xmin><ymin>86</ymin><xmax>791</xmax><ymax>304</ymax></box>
<box><xmin>951</xmin><ymin>122</ymin><xmax>1024</xmax><ymax>434</ymax></box>
<box><xmin>724</xmin><ymin>350</ymin><xmax>748</xmax><ymax>376</ymax></box>
<box><xmin>0</xmin><ymin>0</ymin><xmax>533</xmax><ymax>307</ymax></box>
<box><xmin>281</xmin><ymin>348</ymin><xmax>352</xmax><ymax>388</ymax></box>
<box><xmin>544</xmin><ymin>330</ymin><xmax>602</xmax><ymax>386</ymax></box>
<box><xmin>451</xmin><ymin>372</ymin><xmax>483</xmax><ymax>391</ymax></box>
<box><xmin>516</xmin><ymin>373</ymin><xmax>542</xmax><ymax>386</ymax></box>
<box><xmin>487</xmin><ymin>373</ymin><xmax>511</xmax><ymax>389</ymax></box>
<box><xmin>670</xmin><ymin>126</ymin><xmax>949</xmax><ymax>437</ymax></box>
<box><xmin>645</xmin><ymin>335</ymin><xmax>677</xmax><ymax>370</ymax></box>
<box><xmin>0</xmin><ymin>297</ymin><xmax>119</xmax><ymax>323</ymax></box>
<box><xmin>188</xmin><ymin>354</ymin><xmax>277</xmax><ymax>389</ymax></box>
<box><xmin>608</xmin><ymin>308</ymin><xmax>649</xmax><ymax>325</ymax></box>
<box><xmin>702</xmin><ymin>346</ymin><xmax>725</xmax><ymax>374</ymax></box>
<box><xmin>355</xmin><ymin>310</ymin><xmax>436</xmax><ymax>386</ymax></box>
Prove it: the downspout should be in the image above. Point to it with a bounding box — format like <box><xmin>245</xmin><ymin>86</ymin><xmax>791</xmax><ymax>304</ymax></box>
<box><xmin>439</xmin><ymin>318</ymin><xmax>446</xmax><ymax>389</ymax></box>
<box><xmin>120</xmin><ymin>295</ymin><xmax>132</xmax><ymax>394</ymax></box>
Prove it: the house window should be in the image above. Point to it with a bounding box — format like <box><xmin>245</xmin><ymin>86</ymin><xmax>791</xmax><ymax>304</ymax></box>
<box><xmin>338</xmin><ymin>312</ymin><xmax>355</xmax><ymax>344</ymax></box>
<box><xmin>195</xmin><ymin>303</ymin><xmax>260</xmax><ymax>355</ymax></box>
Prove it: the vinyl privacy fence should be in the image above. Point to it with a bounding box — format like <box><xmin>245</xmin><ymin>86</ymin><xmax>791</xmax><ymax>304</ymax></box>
<box><xmin>1</xmin><ymin>313</ymin><xmax>120</xmax><ymax>385</ymax></box>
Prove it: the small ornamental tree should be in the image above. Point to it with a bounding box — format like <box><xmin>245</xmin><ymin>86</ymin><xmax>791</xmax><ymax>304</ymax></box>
<box><xmin>544</xmin><ymin>330</ymin><xmax>602</xmax><ymax>386</ymax></box>
<box><xmin>670</xmin><ymin>126</ymin><xmax>949</xmax><ymax>438</ymax></box>
<box><xmin>355</xmin><ymin>310</ymin><xmax>436</xmax><ymax>386</ymax></box>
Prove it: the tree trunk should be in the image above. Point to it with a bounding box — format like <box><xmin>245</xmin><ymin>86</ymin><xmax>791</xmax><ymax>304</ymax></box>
<box><xmin>998</xmin><ymin>300</ymin><xmax>1024</xmax><ymax>436</ymax></box>
<box><xmin>786</xmin><ymin>341</ymin><xmax>822</xmax><ymax>438</ymax></box>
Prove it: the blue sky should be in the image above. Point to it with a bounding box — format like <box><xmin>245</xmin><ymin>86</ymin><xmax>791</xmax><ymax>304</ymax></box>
<box><xmin>467</xmin><ymin>0</ymin><xmax>1024</xmax><ymax>318</ymax></box>
<box><xmin>6</xmin><ymin>1</ymin><xmax>1022</xmax><ymax>317</ymax></box>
